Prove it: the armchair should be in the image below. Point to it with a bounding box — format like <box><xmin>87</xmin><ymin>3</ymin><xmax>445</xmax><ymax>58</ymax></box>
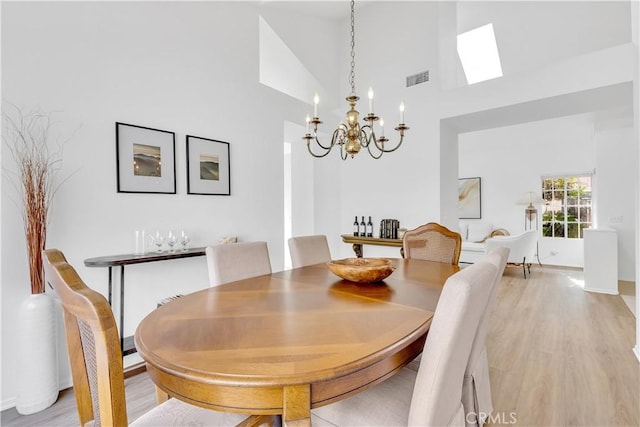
<box><xmin>484</xmin><ymin>230</ymin><xmax>538</xmax><ymax>278</ymax></box>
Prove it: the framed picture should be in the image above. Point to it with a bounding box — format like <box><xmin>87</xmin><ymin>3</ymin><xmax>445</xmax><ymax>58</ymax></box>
<box><xmin>186</xmin><ymin>135</ymin><xmax>231</xmax><ymax>195</ymax></box>
<box><xmin>458</xmin><ymin>177</ymin><xmax>481</xmax><ymax>219</ymax></box>
<box><xmin>116</xmin><ymin>122</ymin><xmax>176</xmax><ymax>194</ymax></box>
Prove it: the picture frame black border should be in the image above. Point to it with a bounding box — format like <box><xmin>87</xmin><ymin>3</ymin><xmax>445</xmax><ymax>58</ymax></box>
<box><xmin>115</xmin><ymin>122</ymin><xmax>177</xmax><ymax>194</ymax></box>
<box><xmin>458</xmin><ymin>176</ymin><xmax>482</xmax><ymax>219</ymax></box>
<box><xmin>186</xmin><ymin>135</ymin><xmax>231</xmax><ymax>196</ymax></box>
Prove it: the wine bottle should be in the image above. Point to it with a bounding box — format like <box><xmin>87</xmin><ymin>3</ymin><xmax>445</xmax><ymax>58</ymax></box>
<box><xmin>366</xmin><ymin>216</ymin><xmax>373</xmax><ymax>237</ymax></box>
<box><xmin>360</xmin><ymin>216</ymin><xmax>366</xmax><ymax>237</ymax></box>
<box><xmin>353</xmin><ymin>216</ymin><xmax>359</xmax><ymax>236</ymax></box>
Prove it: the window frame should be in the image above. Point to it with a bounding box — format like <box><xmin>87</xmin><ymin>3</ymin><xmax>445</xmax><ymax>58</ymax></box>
<box><xmin>541</xmin><ymin>174</ymin><xmax>593</xmax><ymax>239</ymax></box>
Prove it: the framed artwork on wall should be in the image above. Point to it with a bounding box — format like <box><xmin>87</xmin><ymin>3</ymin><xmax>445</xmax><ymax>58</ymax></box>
<box><xmin>186</xmin><ymin>135</ymin><xmax>231</xmax><ymax>195</ymax></box>
<box><xmin>458</xmin><ymin>177</ymin><xmax>481</xmax><ymax>219</ymax></box>
<box><xmin>115</xmin><ymin>122</ymin><xmax>176</xmax><ymax>194</ymax></box>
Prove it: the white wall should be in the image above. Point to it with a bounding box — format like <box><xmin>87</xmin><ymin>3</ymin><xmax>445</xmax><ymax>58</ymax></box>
<box><xmin>458</xmin><ymin>114</ymin><xmax>598</xmax><ymax>268</ymax></box>
<box><xmin>456</xmin><ymin>1</ymin><xmax>631</xmax><ymax>86</ymax></box>
<box><xmin>595</xmin><ymin>126</ymin><xmax>637</xmax><ymax>281</ymax></box>
<box><xmin>332</xmin><ymin>2</ymin><xmax>443</xmax><ymax>259</ymax></box>
<box><xmin>1</xmin><ymin>2</ymin><xmax>340</xmax><ymax>409</ymax></box>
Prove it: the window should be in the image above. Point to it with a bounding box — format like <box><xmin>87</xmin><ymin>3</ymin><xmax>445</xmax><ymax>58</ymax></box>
<box><xmin>542</xmin><ymin>175</ymin><xmax>592</xmax><ymax>238</ymax></box>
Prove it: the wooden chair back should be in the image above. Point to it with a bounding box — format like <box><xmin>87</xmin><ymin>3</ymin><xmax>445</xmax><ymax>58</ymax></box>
<box><xmin>43</xmin><ymin>249</ymin><xmax>127</xmax><ymax>426</ymax></box>
<box><xmin>402</xmin><ymin>222</ymin><xmax>462</xmax><ymax>265</ymax></box>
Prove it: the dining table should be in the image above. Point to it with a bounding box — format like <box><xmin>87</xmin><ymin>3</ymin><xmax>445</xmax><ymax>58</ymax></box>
<box><xmin>134</xmin><ymin>258</ymin><xmax>459</xmax><ymax>426</ymax></box>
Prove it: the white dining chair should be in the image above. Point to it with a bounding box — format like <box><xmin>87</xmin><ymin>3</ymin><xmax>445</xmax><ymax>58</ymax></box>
<box><xmin>287</xmin><ymin>235</ymin><xmax>332</xmax><ymax>268</ymax></box>
<box><xmin>206</xmin><ymin>241</ymin><xmax>272</xmax><ymax>286</ymax></box>
<box><xmin>42</xmin><ymin>249</ymin><xmax>261</xmax><ymax>426</ymax></box>
<box><xmin>312</xmin><ymin>258</ymin><xmax>498</xmax><ymax>426</ymax></box>
<box><xmin>462</xmin><ymin>247</ymin><xmax>509</xmax><ymax>427</ymax></box>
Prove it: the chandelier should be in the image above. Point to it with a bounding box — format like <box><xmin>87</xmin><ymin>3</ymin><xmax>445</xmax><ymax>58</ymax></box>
<box><xmin>303</xmin><ymin>0</ymin><xmax>409</xmax><ymax>160</ymax></box>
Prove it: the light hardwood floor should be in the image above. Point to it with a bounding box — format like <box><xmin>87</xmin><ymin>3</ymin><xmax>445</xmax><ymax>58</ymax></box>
<box><xmin>2</xmin><ymin>266</ymin><xmax>638</xmax><ymax>426</ymax></box>
<box><xmin>486</xmin><ymin>265</ymin><xmax>638</xmax><ymax>426</ymax></box>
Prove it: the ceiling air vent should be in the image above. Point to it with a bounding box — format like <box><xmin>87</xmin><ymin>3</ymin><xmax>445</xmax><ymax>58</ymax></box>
<box><xmin>406</xmin><ymin>70</ymin><xmax>429</xmax><ymax>87</ymax></box>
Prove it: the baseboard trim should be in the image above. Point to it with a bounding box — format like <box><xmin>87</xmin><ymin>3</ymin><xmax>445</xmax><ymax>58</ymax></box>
<box><xmin>124</xmin><ymin>362</ymin><xmax>147</xmax><ymax>378</ymax></box>
<box><xmin>584</xmin><ymin>287</ymin><xmax>619</xmax><ymax>295</ymax></box>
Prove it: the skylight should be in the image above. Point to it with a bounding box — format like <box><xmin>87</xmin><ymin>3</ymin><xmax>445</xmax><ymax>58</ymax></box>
<box><xmin>457</xmin><ymin>23</ymin><xmax>503</xmax><ymax>85</ymax></box>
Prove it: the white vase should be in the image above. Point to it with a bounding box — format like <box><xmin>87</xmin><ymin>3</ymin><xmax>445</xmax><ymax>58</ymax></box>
<box><xmin>16</xmin><ymin>293</ymin><xmax>59</xmax><ymax>415</ymax></box>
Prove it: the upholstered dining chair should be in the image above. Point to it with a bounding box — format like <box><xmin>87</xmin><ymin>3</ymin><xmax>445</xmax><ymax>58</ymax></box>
<box><xmin>42</xmin><ymin>249</ymin><xmax>264</xmax><ymax>426</ymax></box>
<box><xmin>403</xmin><ymin>222</ymin><xmax>463</xmax><ymax>265</ymax></box>
<box><xmin>462</xmin><ymin>247</ymin><xmax>509</xmax><ymax>427</ymax></box>
<box><xmin>206</xmin><ymin>241</ymin><xmax>272</xmax><ymax>286</ymax></box>
<box><xmin>312</xmin><ymin>256</ymin><xmax>498</xmax><ymax>426</ymax></box>
<box><xmin>287</xmin><ymin>235</ymin><xmax>332</xmax><ymax>268</ymax></box>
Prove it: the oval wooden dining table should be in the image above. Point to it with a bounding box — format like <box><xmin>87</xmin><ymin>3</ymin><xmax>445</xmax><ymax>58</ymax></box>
<box><xmin>134</xmin><ymin>258</ymin><xmax>459</xmax><ymax>426</ymax></box>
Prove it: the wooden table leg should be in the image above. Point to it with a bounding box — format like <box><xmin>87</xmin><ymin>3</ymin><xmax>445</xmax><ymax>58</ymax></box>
<box><xmin>283</xmin><ymin>384</ymin><xmax>311</xmax><ymax>427</ymax></box>
<box><xmin>154</xmin><ymin>385</ymin><xmax>169</xmax><ymax>404</ymax></box>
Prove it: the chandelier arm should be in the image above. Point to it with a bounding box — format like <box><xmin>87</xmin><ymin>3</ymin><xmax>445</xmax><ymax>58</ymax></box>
<box><xmin>360</xmin><ymin>124</ymin><xmax>374</xmax><ymax>148</ymax></box>
<box><xmin>312</xmin><ymin>132</ymin><xmax>334</xmax><ymax>151</ymax></box>
<box><xmin>306</xmin><ymin>128</ymin><xmax>345</xmax><ymax>157</ymax></box>
<box><xmin>306</xmin><ymin>141</ymin><xmax>332</xmax><ymax>158</ymax></box>
<box><xmin>375</xmin><ymin>134</ymin><xmax>405</xmax><ymax>153</ymax></box>
<box><xmin>366</xmin><ymin>140</ymin><xmax>385</xmax><ymax>159</ymax></box>
<box><xmin>306</xmin><ymin>140</ymin><xmax>333</xmax><ymax>158</ymax></box>
<box><xmin>339</xmin><ymin>142</ymin><xmax>349</xmax><ymax>160</ymax></box>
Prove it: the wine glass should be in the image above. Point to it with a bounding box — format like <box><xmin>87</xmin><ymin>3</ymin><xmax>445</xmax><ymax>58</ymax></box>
<box><xmin>166</xmin><ymin>230</ymin><xmax>177</xmax><ymax>252</ymax></box>
<box><xmin>180</xmin><ymin>230</ymin><xmax>190</xmax><ymax>251</ymax></box>
<box><xmin>152</xmin><ymin>231</ymin><xmax>165</xmax><ymax>253</ymax></box>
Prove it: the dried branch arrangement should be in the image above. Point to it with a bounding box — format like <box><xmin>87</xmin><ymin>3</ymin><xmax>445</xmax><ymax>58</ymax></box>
<box><xmin>3</xmin><ymin>104</ymin><xmax>68</xmax><ymax>294</ymax></box>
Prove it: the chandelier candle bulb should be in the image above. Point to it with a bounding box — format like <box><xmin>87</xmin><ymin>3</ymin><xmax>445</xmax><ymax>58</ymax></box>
<box><xmin>306</xmin><ymin>114</ymin><xmax>310</xmax><ymax>134</ymax></box>
<box><xmin>313</xmin><ymin>93</ymin><xmax>319</xmax><ymax>117</ymax></box>
<box><xmin>400</xmin><ymin>101</ymin><xmax>405</xmax><ymax>123</ymax></box>
<box><xmin>380</xmin><ymin>119</ymin><xmax>385</xmax><ymax>136</ymax></box>
<box><xmin>368</xmin><ymin>87</ymin><xmax>374</xmax><ymax>113</ymax></box>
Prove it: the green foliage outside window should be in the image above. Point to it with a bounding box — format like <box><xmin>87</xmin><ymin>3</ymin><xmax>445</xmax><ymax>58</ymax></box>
<box><xmin>541</xmin><ymin>176</ymin><xmax>592</xmax><ymax>239</ymax></box>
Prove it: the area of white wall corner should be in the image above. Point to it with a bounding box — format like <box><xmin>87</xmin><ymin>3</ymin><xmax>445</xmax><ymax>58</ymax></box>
<box><xmin>334</xmin><ymin>1</ymin><xmax>443</xmax><ymax>259</ymax></box>
<box><xmin>632</xmin><ymin>0</ymin><xmax>640</xmax><ymax>362</ymax></box>
<box><xmin>458</xmin><ymin>114</ymin><xmax>636</xmax><ymax>277</ymax></box>
<box><xmin>1</xmin><ymin>1</ymin><xmax>340</xmax><ymax>409</ymax></box>
<box><xmin>595</xmin><ymin>127</ymin><xmax>637</xmax><ymax>281</ymax></box>
<box><xmin>458</xmin><ymin>114</ymin><xmax>600</xmax><ymax>269</ymax></box>
<box><xmin>456</xmin><ymin>1</ymin><xmax>631</xmax><ymax>86</ymax></box>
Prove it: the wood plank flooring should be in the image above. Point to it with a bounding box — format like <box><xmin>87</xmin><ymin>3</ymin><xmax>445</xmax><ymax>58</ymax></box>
<box><xmin>486</xmin><ymin>265</ymin><xmax>638</xmax><ymax>426</ymax></box>
<box><xmin>2</xmin><ymin>266</ymin><xmax>638</xmax><ymax>426</ymax></box>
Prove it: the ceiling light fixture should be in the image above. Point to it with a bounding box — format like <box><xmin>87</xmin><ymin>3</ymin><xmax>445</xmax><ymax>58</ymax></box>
<box><xmin>303</xmin><ymin>0</ymin><xmax>408</xmax><ymax>160</ymax></box>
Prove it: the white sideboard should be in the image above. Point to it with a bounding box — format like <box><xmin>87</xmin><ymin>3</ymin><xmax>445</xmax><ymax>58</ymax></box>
<box><xmin>583</xmin><ymin>228</ymin><xmax>618</xmax><ymax>295</ymax></box>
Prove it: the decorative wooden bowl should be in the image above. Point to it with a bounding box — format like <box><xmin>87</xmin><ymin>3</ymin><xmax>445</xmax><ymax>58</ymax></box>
<box><xmin>326</xmin><ymin>258</ymin><xmax>396</xmax><ymax>283</ymax></box>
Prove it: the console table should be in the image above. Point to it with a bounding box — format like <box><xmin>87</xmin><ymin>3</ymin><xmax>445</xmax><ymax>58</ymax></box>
<box><xmin>84</xmin><ymin>247</ymin><xmax>206</xmax><ymax>355</ymax></box>
<box><xmin>340</xmin><ymin>234</ymin><xmax>404</xmax><ymax>258</ymax></box>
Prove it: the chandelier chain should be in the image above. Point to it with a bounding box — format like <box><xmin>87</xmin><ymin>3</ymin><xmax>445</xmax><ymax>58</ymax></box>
<box><xmin>302</xmin><ymin>0</ymin><xmax>408</xmax><ymax>159</ymax></box>
<box><xmin>349</xmin><ymin>0</ymin><xmax>356</xmax><ymax>95</ymax></box>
